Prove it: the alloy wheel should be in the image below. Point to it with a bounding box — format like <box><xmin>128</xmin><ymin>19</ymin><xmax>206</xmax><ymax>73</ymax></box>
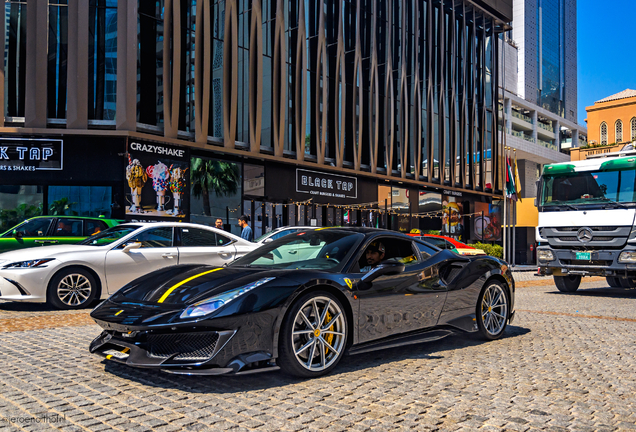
<box><xmin>57</xmin><ymin>274</ymin><xmax>93</xmax><ymax>307</ymax></box>
<box><xmin>480</xmin><ymin>284</ymin><xmax>508</xmax><ymax>336</ymax></box>
<box><xmin>291</xmin><ymin>296</ymin><xmax>346</xmax><ymax>372</ymax></box>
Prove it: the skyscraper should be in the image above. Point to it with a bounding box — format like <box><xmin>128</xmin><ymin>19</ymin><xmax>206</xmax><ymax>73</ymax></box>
<box><xmin>513</xmin><ymin>0</ymin><xmax>577</xmax><ymax>122</ymax></box>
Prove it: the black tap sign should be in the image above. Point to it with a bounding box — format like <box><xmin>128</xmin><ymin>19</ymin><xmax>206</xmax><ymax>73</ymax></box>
<box><xmin>0</xmin><ymin>138</ymin><xmax>63</xmax><ymax>172</ymax></box>
<box><xmin>296</xmin><ymin>168</ymin><xmax>357</xmax><ymax>199</ymax></box>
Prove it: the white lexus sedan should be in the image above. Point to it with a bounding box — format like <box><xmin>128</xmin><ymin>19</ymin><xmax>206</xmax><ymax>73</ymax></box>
<box><xmin>0</xmin><ymin>222</ymin><xmax>257</xmax><ymax>309</ymax></box>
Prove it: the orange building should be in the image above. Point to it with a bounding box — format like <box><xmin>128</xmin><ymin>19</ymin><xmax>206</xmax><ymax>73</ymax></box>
<box><xmin>585</xmin><ymin>89</ymin><xmax>636</xmax><ymax>146</ymax></box>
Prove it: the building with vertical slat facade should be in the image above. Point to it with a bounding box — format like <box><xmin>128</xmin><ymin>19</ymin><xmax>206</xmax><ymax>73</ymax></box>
<box><xmin>0</xmin><ymin>0</ymin><xmax>511</xmax><ymax>241</ymax></box>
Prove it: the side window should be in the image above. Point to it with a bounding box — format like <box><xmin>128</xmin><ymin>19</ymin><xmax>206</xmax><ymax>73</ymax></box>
<box><xmin>216</xmin><ymin>233</ymin><xmax>233</xmax><ymax>246</ymax></box>
<box><xmin>424</xmin><ymin>237</ymin><xmax>446</xmax><ymax>248</ymax></box>
<box><xmin>181</xmin><ymin>228</ymin><xmax>218</xmax><ymax>247</ymax></box>
<box><xmin>390</xmin><ymin>239</ymin><xmax>420</xmax><ymax>267</ymax></box>
<box><xmin>12</xmin><ymin>218</ymin><xmax>54</xmax><ymax>237</ymax></box>
<box><xmin>444</xmin><ymin>240</ymin><xmax>457</xmax><ymax>250</ymax></box>
<box><xmin>126</xmin><ymin>227</ymin><xmax>173</xmax><ymax>248</ymax></box>
<box><xmin>55</xmin><ymin>218</ymin><xmax>84</xmax><ymax>237</ymax></box>
<box><xmin>415</xmin><ymin>241</ymin><xmax>435</xmax><ymax>259</ymax></box>
<box><xmin>84</xmin><ymin>220</ymin><xmax>107</xmax><ymax>236</ymax></box>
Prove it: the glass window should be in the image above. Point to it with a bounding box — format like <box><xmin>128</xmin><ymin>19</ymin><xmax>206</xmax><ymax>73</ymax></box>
<box><xmin>216</xmin><ymin>233</ymin><xmax>232</xmax><ymax>246</ymax></box>
<box><xmin>232</xmin><ymin>231</ymin><xmax>362</xmax><ymax>270</ymax></box>
<box><xmin>84</xmin><ymin>220</ymin><xmax>107</xmax><ymax>236</ymax></box>
<box><xmin>0</xmin><ymin>185</ymin><xmax>43</xmax><ymax>233</ymax></box>
<box><xmin>181</xmin><ymin>228</ymin><xmax>218</xmax><ymax>247</ymax></box>
<box><xmin>88</xmin><ymin>0</ymin><xmax>117</xmax><ymax>120</ymax></box>
<box><xmin>243</xmin><ymin>164</ymin><xmax>264</xmax><ymax>197</ymax></box>
<box><xmin>600</xmin><ymin>122</ymin><xmax>608</xmax><ymax>145</ymax></box>
<box><xmin>631</xmin><ymin>118</ymin><xmax>636</xmax><ymax>141</ymax></box>
<box><xmin>137</xmin><ymin>0</ymin><xmax>164</xmax><ymax>127</ymax></box>
<box><xmin>5</xmin><ymin>218</ymin><xmax>54</xmax><ymax>237</ymax></box>
<box><xmin>616</xmin><ymin>120</ymin><xmax>623</xmax><ymax>143</ymax></box>
<box><xmin>48</xmin><ymin>186</ymin><xmax>112</xmax><ymax>217</ymax></box>
<box><xmin>54</xmin><ymin>218</ymin><xmax>84</xmax><ymax>237</ymax></box>
<box><xmin>415</xmin><ymin>241</ymin><xmax>435</xmax><ymax>259</ymax></box>
<box><xmin>190</xmin><ymin>157</ymin><xmax>242</xmax><ymax>236</ymax></box>
<box><xmin>125</xmin><ymin>227</ymin><xmax>174</xmax><ymax>248</ymax></box>
<box><xmin>541</xmin><ymin>169</ymin><xmax>636</xmax><ymax>206</ymax></box>
<box><xmin>79</xmin><ymin>225</ymin><xmax>140</xmax><ymax>246</ymax></box>
<box><xmin>48</xmin><ymin>0</ymin><xmax>68</xmax><ymax>120</ymax></box>
<box><xmin>4</xmin><ymin>1</ymin><xmax>27</xmax><ymax>118</ymax></box>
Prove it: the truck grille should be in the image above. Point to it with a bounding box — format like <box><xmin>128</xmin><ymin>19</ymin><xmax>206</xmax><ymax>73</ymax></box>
<box><xmin>542</xmin><ymin>226</ymin><xmax>630</xmax><ymax>249</ymax></box>
<box><xmin>147</xmin><ymin>332</ymin><xmax>219</xmax><ymax>361</ymax></box>
<box><xmin>560</xmin><ymin>259</ymin><xmax>613</xmax><ymax>267</ymax></box>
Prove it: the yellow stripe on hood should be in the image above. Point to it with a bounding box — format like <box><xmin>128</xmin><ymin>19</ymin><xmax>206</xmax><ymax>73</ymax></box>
<box><xmin>157</xmin><ymin>268</ymin><xmax>222</xmax><ymax>303</ymax></box>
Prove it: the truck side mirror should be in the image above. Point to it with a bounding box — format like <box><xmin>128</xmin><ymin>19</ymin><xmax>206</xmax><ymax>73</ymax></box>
<box><xmin>534</xmin><ymin>198</ymin><xmax>538</xmax><ymax>207</ymax></box>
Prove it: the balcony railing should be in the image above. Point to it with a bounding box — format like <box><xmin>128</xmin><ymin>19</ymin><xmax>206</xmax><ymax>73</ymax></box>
<box><xmin>511</xmin><ymin>110</ymin><xmax>532</xmax><ymax>123</ymax></box>
<box><xmin>537</xmin><ymin>122</ymin><xmax>553</xmax><ymax>133</ymax></box>
<box><xmin>537</xmin><ymin>138</ymin><xmax>558</xmax><ymax>151</ymax></box>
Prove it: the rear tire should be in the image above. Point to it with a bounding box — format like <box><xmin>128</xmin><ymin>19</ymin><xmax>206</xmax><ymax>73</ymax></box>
<box><xmin>606</xmin><ymin>276</ymin><xmax>622</xmax><ymax>288</ymax></box>
<box><xmin>47</xmin><ymin>267</ymin><xmax>98</xmax><ymax>310</ymax></box>
<box><xmin>554</xmin><ymin>275</ymin><xmax>581</xmax><ymax>292</ymax></box>
<box><xmin>475</xmin><ymin>281</ymin><xmax>509</xmax><ymax>341</ymax></box>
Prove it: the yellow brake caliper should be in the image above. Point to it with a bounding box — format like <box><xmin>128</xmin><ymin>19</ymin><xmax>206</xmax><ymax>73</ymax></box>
<box><xmin>324</xmin><ymin>311</ymin><xmax>334</xmax><ymax>355</ymax></box>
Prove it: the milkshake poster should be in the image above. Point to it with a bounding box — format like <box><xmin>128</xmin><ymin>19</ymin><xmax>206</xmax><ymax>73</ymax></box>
<box><xmin>125</xmin><ymin>140</ymin><xmax>190</xmax><ymax>221</ymax></box>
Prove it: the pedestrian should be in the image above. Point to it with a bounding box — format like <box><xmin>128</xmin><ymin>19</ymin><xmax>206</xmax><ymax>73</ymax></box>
<box><xmin>238</xmin><ymin>214</ymin><xmax>253</xmax><ymax>242</ymax></box>
<box><xmin>215</xmin><ymin>218</ymin><xmax>225</xmax><ymax>231</ymax></box>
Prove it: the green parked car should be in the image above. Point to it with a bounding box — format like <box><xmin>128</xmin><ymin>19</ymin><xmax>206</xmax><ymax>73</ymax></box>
<box><xmin>0</xmin><ymin>216</ymin><xmax>121</xmax><ymax>254</ymax></box>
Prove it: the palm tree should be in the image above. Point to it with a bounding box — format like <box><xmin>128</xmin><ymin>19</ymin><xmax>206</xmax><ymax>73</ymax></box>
<box><xmin>191</xmin><ymin>158</ymin><xmax>240</xmax><ymax>216</ymax></box>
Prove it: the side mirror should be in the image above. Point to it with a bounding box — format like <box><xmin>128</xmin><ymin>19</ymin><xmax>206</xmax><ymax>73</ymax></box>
<box><xmin>534</xmin><ymin>198</ymin><xmax>538</xmax><ymax>207</ymax></box>
<box><xmin>13</xmin><ymin>230</ymin><xmax>22</xmax><ymax>239</ymax></box>
<box><xmin>122</xmin><ymin>242</ymin><xmax>142</xmax><ymax>253</ymax></box>
<box><xmin>357</xmin><ymin>262</ymin><xmax>406</xmax><ymax>290</ymax></box>
<box><xmin>263</xmin><ymin>237</ymin><xmax>273</xmax><ymax>243</ymax></box>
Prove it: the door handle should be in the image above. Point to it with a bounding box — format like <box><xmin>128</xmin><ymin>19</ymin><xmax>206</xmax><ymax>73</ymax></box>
<box><xmin>162</xmin><ymin>253</ymin><xmax>176</xmax><ymax>259</ymax></box>
<box><xmin>35</xmin><ymin>240</ymin><xmax>58</xmax><ymax>244</ymax></box>
<box><xmin>288</xmin><ymin>250</ymin><xmax>298</xmax><ymax>254</ymax></box>
<box><xmin>219</xmin><ymin>252</ymin><xmax>231</xmax><ymax>258</ymax></box>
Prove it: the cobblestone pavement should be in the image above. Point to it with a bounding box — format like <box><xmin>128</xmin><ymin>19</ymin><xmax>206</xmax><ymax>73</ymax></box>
<box><xmin>1</xmin><ymin>278</ymin><xmax>636</xmax><ymax>431</ymax></box>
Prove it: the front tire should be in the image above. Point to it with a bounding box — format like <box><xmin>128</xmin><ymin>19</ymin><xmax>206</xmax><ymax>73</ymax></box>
<box><xmin>618</xmin><ymin>277</ymin><xmax>636</xmax><ymax>288</ymax></box>
<box><xmin>47</xmin><ymin>267</ymin><xmax>98</xmax><ymax>310</ymax></box>
<box><xmin>475</xmin><ymin>281</ymin><xmax>509</xmax><ymax>340</ymax></box>
<box><xmin>278</xmin><ymin>291</ymin><xmax>347</xmax><ymax>378</ymax></box>
<box><xmin>554</xmin><ymin>275</ymin><xmax>581</xmax><ymax>292</ymax></box>
<box><xmin>606</xmin><ymin>276</ymin><xmax>622</xmax><ymax>288</ymax></box>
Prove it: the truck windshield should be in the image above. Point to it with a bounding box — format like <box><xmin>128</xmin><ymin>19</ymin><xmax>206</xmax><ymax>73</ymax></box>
<box><xmin>541</xmin><ymin>168</ymin><xmax>636</xmax><ymax>207</ymax></box>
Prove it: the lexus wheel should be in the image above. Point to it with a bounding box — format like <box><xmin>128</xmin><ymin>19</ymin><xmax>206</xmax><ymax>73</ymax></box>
<box><xmin>278</xmin><ymin>291</ymin><xmax>347</xmax><ymax>378</ymax></box>
<box><xmin>47</xmin><ymin>267</ymin><xmax>98</xmax><ymax>310</ymax></box>
<box><xmin>476</xmin><ymin>281</ymin><xmax>509</xmax><ymax>340</ymax></box>
<box><xmin>554</xmin><ymin>275</ymin><xmax>581</xmax><ymax>292</ymax></box>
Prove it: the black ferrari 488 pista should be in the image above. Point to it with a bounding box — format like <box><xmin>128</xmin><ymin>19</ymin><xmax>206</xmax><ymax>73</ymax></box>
<box><xmin>90</xmin><ymin>228</ymin><xmax>515</xmax><ymax>378</ymax></box>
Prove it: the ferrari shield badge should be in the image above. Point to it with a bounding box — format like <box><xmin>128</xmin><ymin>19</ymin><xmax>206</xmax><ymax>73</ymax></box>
<box><xmin>344</xmin><ymin>278</ymin><xmax>353</xmax><ymax>289</ymax></box>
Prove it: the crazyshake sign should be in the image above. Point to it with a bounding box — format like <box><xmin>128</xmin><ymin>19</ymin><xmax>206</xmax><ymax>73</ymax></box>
<box><xmin>0</xmin><ymin>138</ymin><xmax>63</xmax><ymax>172</ymax></box>
<box><xmin>296</xmin><ymin>168</ymin><xmax>357</xmax><ymax>199</ymax></box>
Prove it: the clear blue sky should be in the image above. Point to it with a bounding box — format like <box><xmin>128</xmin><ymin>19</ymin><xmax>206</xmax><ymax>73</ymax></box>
<box><xmin>577</xmin><ymin>0</ymin><xmax>636</xmax><ymax>125</ymax></box>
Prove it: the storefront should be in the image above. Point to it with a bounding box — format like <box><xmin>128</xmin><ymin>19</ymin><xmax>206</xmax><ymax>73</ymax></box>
<box><xmin>0</xmin><ymin>135</ymin><xmax>126</xmax><ymax>232</ymax></box>
<box><xmin>0</xmin><ymin>134</ymin><xmax>499</xmax><ymax>242</ymax></box>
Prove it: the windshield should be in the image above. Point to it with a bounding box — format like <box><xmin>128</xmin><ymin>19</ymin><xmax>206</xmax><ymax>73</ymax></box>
<box><xmin>541</xmin><ymin>168</ymin><xmax>636</xmax><ymax>207</ymax></box>
<box><xmin>77</xmin><ymin>225</ymin><xmax>140</xmax><ymax>246</ymax></box>
<box><xmin>230</xmin><ymin>230</ymin><xmax>363</xmax><ymax>270</ymax></box>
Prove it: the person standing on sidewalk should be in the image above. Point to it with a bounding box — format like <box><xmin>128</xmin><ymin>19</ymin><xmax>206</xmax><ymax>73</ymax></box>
<box><xmin>238</xmin><ymin>214</ymin><xmax>253</xmax><ymax>242</ymax></box>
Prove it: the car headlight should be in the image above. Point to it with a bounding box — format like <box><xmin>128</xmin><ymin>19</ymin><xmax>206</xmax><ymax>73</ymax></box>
<box><xmin>2</xmin><ymin>258</ymin><xmax>56</xmax><ymax>269</ymax></box>
<box><xmin>619</xmin><ymin>251</ymin><xmax>636</xmax><ymax>263</ymax></box>
<box><xmin>537</xmin><ymin>250</ymin><xmax>554</xmax><ymax>262</ymax></box>
<box><xmin>180</xmin><ymin>277</ymin><xmax>276</xmax><ymax>319</ymax></box>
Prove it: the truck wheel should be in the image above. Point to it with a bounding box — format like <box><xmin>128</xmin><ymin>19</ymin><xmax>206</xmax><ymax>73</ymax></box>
<box><xmin>606</xmin><ymin>277</ymin><xmax>621</xmax><ymax>288</ymax></box>
<box><xmin>618</xmin><ymin>278</ymin><xmax>636</xmax><ymax>288</ymax></box>
<box><xmin>554</xmin><ymin>275</ymin><xmax>581</xmax><ymax>292</ymax></box>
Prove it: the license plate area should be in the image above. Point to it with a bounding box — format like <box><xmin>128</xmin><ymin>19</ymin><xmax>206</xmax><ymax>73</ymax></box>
<box><xmin>575</xmin><ymin>252</ymin><xmax>591</xmax><ymax>261</ymax></box>
<box><xmin>103</xmin><ymin>348</ymin><xmax>129</xmax><ymax>359</ymax></box>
